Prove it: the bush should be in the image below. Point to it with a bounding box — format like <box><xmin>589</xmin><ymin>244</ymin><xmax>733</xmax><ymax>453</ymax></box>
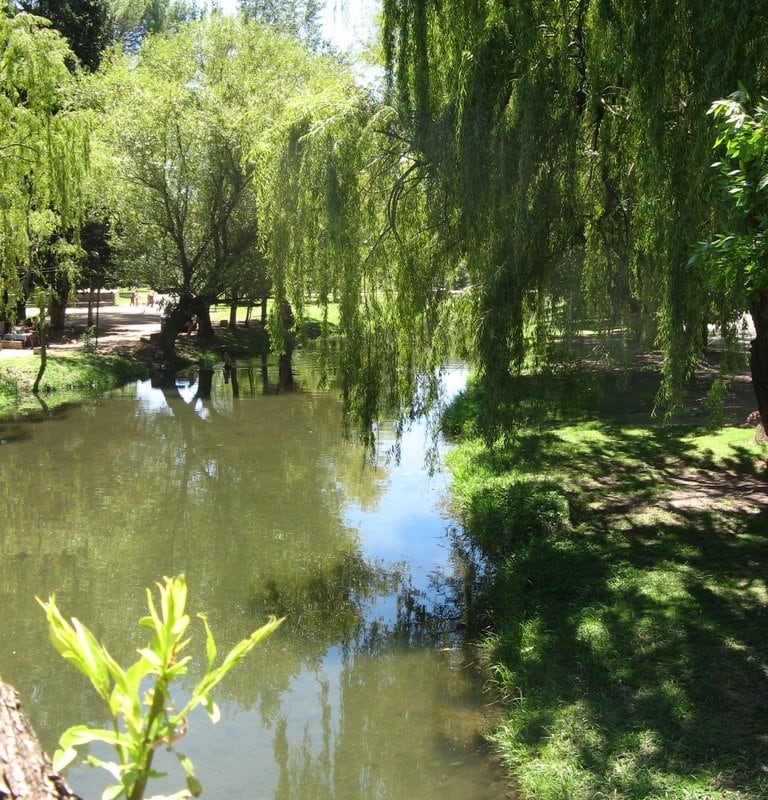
<box><xmin>460</xmin><ymin>474</ymin><xmax>570</xmax><ymax>559</ymax></box>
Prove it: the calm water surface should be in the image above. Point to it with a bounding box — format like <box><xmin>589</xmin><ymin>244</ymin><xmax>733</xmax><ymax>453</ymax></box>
<box><xmin>0</xmin><ymin>357</ymin><xmax>504</xmax><ymax>799</ymax></box>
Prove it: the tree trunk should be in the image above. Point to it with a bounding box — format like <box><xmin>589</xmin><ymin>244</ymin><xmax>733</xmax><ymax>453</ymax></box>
<box><xmin>197</xmin><ymin>305</ymin><xmax>214</xmax><ymax>339</ymax></box>
<box><xmin>749</xmin><ymin>293</ymin><xmax>768</xmax><ymax>428</ymax></box>
<box><xmin>228</xmin><ymin>289</ymin><xmax>238</xmax><ymax>329</ymax></box>
<box><xmin>32</xmin><ymin>319</ymin><xmax>47</xmax><ymax>395</ymax></box>
<box><xmin>157</xmin><ymin>306</ymin><xmax>187</xmax><ymax>359</ymax></box>
<box><xmin>49</xmin><ymin>275</ymin><xmax>70</xmax><ymax>331</ymax></box>
<box><xmin>0</xmin><ymin>679</ymin><xmax>79</xmax><ymax>799</ymax></box>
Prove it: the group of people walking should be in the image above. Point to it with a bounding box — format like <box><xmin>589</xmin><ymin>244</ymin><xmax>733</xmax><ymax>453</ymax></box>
<box><xmin>129</xmin><ymin>289</ymin><xmax>167</xmax><ymax>312</ymax></box>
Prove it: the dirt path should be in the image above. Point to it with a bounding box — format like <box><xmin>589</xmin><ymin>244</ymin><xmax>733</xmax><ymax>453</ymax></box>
<box><xmin>0</xmin><ymin>305</ymin><xmax>162</xmax><ymax>360</ymax></box>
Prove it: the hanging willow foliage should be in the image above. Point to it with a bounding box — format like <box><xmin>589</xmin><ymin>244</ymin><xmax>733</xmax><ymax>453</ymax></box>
<box><xmin>0</xmin><ymin>10</ymin><xmax>90</xmax><ymax>308</ymax></box>
<box><xmin>263</xmin><ymin>74</ymin><xmax>469</xmax><ymax>445</ymax></box>
<box><xmin>381</xmin><ymin>0</ymin><xmax>768</xmax><ymax>432</ymax></box>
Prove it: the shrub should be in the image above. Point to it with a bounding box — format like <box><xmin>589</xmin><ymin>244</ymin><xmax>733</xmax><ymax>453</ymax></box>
<box><xmin>460</xmin><ymin>474</ymin><xmax>570</xmax><ymax>559</ymax></box>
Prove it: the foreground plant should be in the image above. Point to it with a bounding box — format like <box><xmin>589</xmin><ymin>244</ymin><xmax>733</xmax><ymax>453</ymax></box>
<box><xmin>38</xmin><ymin>575</ymin><xmax>282</xmax><ymax>800</ymax></box>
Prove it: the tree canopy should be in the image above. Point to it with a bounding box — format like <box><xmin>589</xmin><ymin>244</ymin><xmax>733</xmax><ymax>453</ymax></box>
<box><xmin>15</xmin><ymin>0</ymin><xmax>112</xmax><ymax>70</ymax></box>
<box><xmin>90</xmin><ymin>14</ymin><xmax>365</xmax><ymax>354</ymax></box>
<box><xmin>379</xmin><ymin>0</ymin><xmax>768</xmax><ymax>432</ymax></box>
<box><xmin>236</xmin><ymin>0</ymin><xmax>323</xmax><ymax>48</ymax></box>
<box><xmin>0</xmin><ymin>9</ymin><xmax>90</xmax><ymax>316</ymax></box>
<box><xmin>6</xmin><ymin>0</ymin><xmax>768</xmax><ymax>440</ymax></box>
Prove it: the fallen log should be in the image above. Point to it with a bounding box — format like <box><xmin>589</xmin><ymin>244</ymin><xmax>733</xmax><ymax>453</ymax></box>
<box><xmin>0</xmin><ymin>679</ymin><xmax>78</xmax><ymax>800</ymax></box>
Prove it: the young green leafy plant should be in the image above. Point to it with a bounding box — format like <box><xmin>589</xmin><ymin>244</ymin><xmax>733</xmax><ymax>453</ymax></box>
<box><xmin>38</xmin><ymin>575</ymin><xmax>283</xmax><ymax>800</ymax></box>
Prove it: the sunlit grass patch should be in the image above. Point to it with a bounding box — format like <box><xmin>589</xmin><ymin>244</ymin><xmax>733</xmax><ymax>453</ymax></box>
<box><xmin>448</xmin><ymin>409</ymin><xmax>768</xmax><ymax>799</ymax></box>
<box><xmin>0</xmin><ymin>353</ymin><xmax>146</xmax><ymax>417</ymax></box>
<box><xmin>680</xmin><ymin>425</ymin><xmax>764</xmax><ymax>461</ymax></box>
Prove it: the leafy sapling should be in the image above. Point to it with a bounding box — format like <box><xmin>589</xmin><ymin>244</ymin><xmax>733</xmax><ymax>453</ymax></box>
<box><xmin>38</xmin><ymin>575</ymin><xmax>282</xmax><ymax>800</ymax></box>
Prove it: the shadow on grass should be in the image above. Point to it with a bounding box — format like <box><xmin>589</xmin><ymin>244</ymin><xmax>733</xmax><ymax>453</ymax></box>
<box><xmin>486</xmin><ymin>502</ymin><xmax>768</xmax><ymax>798</ymax></box>
<box><xmin>451</xmin><ymin>412</ymin><xmax>768</xmax><ymax>796</ymax></box>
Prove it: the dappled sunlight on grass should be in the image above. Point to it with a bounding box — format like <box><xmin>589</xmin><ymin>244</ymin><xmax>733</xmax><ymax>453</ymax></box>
<box><xmin>450</xmin><ymin>413</ymin><xmax>768</xmax><ymax>799</ymax></box>
<box><xmin>482</xmin><ymin>511</ymin><xmax>768</xmax><ymax>798</ymax></box>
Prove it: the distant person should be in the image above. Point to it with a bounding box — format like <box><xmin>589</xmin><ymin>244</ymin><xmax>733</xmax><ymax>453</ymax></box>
<box><xmin>21</xmin><ymin>318</ymin><xmax>36</xmax><ymax>347</ymax></box>
<box><xmin>147</xmin><ymin>291</ymin><xmax>154</xmax><ymax>308</ymax></box>
<box><xmin>130</xmin><ymin>289</ymin><xmax>138</xmax><ymax>307</ymax></box>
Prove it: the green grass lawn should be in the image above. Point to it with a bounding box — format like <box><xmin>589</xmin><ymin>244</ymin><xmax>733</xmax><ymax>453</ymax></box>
<box><xmin>0</xmin><ymin>353</ymin><xmax>147</xmax><ymax>417</ymax></box>
<box><xmin>446</xmin><ymin>385</ymin><xmax>768</xmax><ymax>799</ymax></box>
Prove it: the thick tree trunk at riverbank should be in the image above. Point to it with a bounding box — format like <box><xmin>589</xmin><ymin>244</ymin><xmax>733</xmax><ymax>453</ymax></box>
<box><xmin>749</xmin><ymin>294</ymin><xmax>768</xmax><ymax>431</ymax></box>
<box><xmin>0</xmin><ymin>680</ymin><xmax>78</xmax><ymax>799</ymax></box>
<box><xmin>157</xmin><ymin>296</ymin><xmax>214</xmax><ymax>359</ymax></box>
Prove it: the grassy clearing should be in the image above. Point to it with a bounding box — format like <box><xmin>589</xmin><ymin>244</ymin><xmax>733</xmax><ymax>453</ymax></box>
<box><xmin>446</xmin><ymin>380</ymin><xmax>768</xmax><ymax>800</ymax></box>
<box><xmin>206</xmin><ymin>299</ymin><xmax>341</xmax><ymax>329</ymax></box>
<box><xmin>0</xmin><ymin>353</ymin><xmax>147</xmax><ymax>417</ymax></box>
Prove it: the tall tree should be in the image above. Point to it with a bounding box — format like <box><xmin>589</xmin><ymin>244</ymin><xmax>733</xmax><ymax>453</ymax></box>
<box><xmin>0</xmin><ymin>10</ymin><xmax>90</xmax><ymax>347</ymax></box>
<box><xmin>379</xmin><ymin>0</ymin><xmax>768</xmax><ymax>433</ymax></box>
<box><xmin>109</xmin><ymin>0</ymin><xmax>202</xmax><ymax>50</ymax></box>
<box><xmin>92</xmin><ymin>15</ymin><xmax>360</xmax><ymax>357</ymax></box>
<box><xmin>237</xmin><ymin>0</ymin><xmax>323</xmax><ymax>48</ymax></box>
<box><xmin>16</xmin><ymin>0</ymin><xmax>112</xmax><ymax>70</ymax></box>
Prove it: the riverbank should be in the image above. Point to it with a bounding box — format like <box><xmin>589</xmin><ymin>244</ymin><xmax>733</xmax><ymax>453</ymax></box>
<box><xmin>0</xmin><ymin>305</ymin><xmax>271</xmax><ymax>417</ymax></box>
<box><xmin>444</xmin><ymin>373</ymin><xmax>768</xmax><ymax>800</ymax></box>
<box><xmin>0</xmin><ymin>307</ymin><xmax>156</xmax><ymax>416</ymax></box>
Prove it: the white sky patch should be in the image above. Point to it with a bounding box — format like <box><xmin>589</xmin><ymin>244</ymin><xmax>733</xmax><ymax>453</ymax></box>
<box><xmin>215</xmin><ymin>0</ymin><xmax>380</xmax><ymax>52</ymax></box>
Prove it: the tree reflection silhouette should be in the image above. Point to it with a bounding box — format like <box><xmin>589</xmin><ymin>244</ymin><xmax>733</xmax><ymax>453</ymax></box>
<box><xmin>0</xmin><ymin>363</ymin><xmax>498</xmax><ymax>799</ymax></box>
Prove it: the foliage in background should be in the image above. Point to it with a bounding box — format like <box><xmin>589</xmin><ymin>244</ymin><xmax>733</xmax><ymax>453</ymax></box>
<box><xmin>15</xmin><ymin>0</ymin><xmax>113</xmax><ymax>70</ymax></box>
<box><xmin>692</xmin><ymin>88</ymin><xmax>768</xmax><ymax>425</ymax></box>
<box><xmin>89</xmin><ymin>14</ymin><xmax>362</xmax><ymax>356</ymax></box>
<box><xmin>40</xmin><ymin>575</ymin><xmax>282</xmax><ymax>800</ymax></box>
<box><xmin>0</xmin><ymin>11</ymin><xmax>90</xmax><ymax>319</ymax></box>
<box><xmin>237</xmin><ymin>0</ymin><xmax>323</xmax><ymax>49</ymax></box>
<box><xmin>381</xmin><ymin>0</ymin><xmax>768</xmax><ymax>436</ymax></box>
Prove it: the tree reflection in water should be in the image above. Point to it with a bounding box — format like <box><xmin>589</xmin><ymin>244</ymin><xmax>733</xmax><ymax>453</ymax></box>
<box><xmin>0</xmin><ymin>358</ymin><xmax>504</xmax><ymax>799</ymax></box>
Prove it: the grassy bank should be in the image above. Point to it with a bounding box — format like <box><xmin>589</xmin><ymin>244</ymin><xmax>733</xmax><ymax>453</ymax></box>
<box><xmin>0</xmin><ymin>353</ymin><xmax>147</xmax><ymax>417</ymax></box>
<box><xmin>0</xmin><ymin>302</ymin><xmax>333</xmax><ymax>418</ymax></box>
<box><xmin>446</xmin><ymin>380</ymin><xmax>768</xmax><ymax>800</ymax></box>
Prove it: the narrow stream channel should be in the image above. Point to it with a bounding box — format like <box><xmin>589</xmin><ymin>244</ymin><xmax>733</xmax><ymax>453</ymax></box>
<box><xmin>0</xmin><ymin>357</ymin><xmax>506</xmax><ymax>799</ymax></box>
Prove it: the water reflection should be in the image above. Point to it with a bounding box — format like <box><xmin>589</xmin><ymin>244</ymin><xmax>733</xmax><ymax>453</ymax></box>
<box><xmin>0</xmin><ymin>357</ymin><xmax>504</xmax><ymax>799</ymax></box>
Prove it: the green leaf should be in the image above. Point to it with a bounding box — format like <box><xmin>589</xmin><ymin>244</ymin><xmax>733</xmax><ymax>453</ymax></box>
<box><xmin>144</xmin><ymin>586</ymin><xmax>165</xmax><ymax>645</ymax></box>
<box><xmin>71</xmin><ymin>617</ymin><xmax>110</xmax><ymax>696</ymax></box>
<box><xmin>102</xmin><ymin>783</ymin><xmax>125</xmax><ymax>800</ymax></box>
<box><xmin>137</xmin><ymin>647</ymin><xmax>164</xmax><ymax>667</ymax></box>
<box><xmin>52</xmin><ymin>746</ymin><xmax>78</xmax><ymax>773</ymax></box>
<box><xmin>201</xmin><ymin>694</ymin><xmax>220</xmax><ymax>724</ymax></box>
<box><xmin>59</xmin><ymin>723</ymin><xmax>130</xmax><ymax>751</ymax></box>
<box><xmin>176</xmin><ymin>752</ymin><xmax>202</xmax><ymax>797</ymax></box>
<box><xmin>87</xmin><ymin>758</ymin><xmax>124</xmax><ymax>781</ymax></box>
<box><xmin>197</xmin><ymin>613</ymin><xmax>217</xmax><ymax>670</ymax></box>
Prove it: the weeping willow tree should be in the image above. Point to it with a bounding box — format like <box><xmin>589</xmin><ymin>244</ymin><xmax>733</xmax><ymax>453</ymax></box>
<box><xmin>0</xmin><ymin>8</ymin><xmax>90</xmax><ymax>387</ymax></box>
<box><xmin>379</xmin><ymin>0</ymin><xmax>768</xmax><ymax>432</ymax></box>
<box><xmin>261</xmin><ymin>85</ymin><xmax>472</xmax><ymax>445</ymax></box>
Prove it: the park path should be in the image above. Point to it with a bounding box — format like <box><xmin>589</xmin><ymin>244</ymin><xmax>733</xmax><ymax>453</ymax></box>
<box><xmin>0</xmin><ymin>304</ymin><xmax>162</xmax><ymax>359</ymax></box>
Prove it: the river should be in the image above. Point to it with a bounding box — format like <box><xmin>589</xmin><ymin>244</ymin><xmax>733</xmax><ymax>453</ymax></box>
<box><xmin>0</xmin><ymin>354</ymin><xmax>505</xmax><ymax>799</ymax></box>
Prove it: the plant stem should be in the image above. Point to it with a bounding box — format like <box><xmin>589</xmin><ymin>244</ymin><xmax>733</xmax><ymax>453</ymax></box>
<box><xmin>128</xmin><ymin>678</ymin><xmax>167</xmax><ymax>800</ymax></box>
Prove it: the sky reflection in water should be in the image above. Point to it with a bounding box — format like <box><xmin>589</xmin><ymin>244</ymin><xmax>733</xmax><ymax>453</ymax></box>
<box><xmin>2</xmin><ymin>362</ymin><xmax>504</xmax><ymax>799</ymax></box>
